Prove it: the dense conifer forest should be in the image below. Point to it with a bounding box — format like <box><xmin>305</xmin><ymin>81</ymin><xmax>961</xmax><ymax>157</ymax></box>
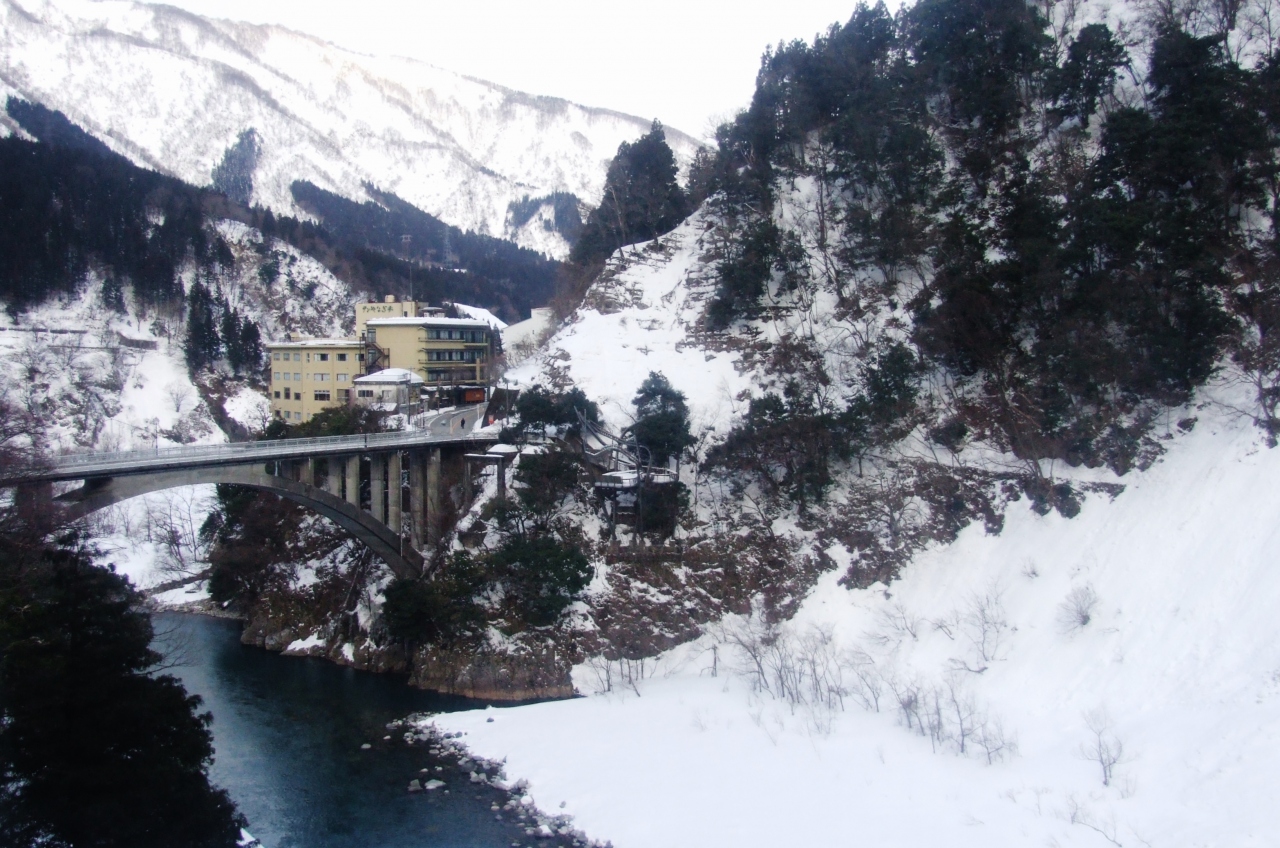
<box><xmin>678</xmin><ymin>0</ymin><xmax>1280</xmax><ymax>494</ymax></box>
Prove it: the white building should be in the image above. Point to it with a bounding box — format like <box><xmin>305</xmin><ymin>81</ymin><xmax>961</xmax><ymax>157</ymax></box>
<box><xmin>353</xmin><ymin>368</ymin><xmax>425</xmax><ymax>415</ymax></box>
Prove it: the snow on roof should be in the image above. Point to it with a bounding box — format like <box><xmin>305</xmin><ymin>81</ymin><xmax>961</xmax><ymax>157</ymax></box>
<box><xmin>450</xmin><ymin>303</ymin><xmax>508</xmax><ymax>329</ymax></box>
<box><xmin>354</xmin><ymin>368</ymin><xmax>425</xmax><ymax>384</ymax></box>
<box><xmin>365</xmin><ymin>317</ymin><xmax>491</xmax><ymax>329</ymax></box>
<box><xmin>267</xmin><ymin>337</ymin><xmax>362</xmax><ymax>348</ymax></box>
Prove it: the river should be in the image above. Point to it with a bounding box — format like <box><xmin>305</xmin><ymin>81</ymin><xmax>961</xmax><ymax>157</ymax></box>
<box><xmin>154</xmin><ymin>612</ymin><xmax>545</xmax><ymax>848</ymax></box>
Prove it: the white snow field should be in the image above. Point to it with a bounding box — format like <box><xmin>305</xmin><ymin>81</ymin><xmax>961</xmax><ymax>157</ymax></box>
<box><xmin>0</xmin><ymin>0</ymin><xmax>703</xmax><ymax>257</ymax></box>
<box><xmin>430</xmin><ymin>408</ymin><xmax>1280</xmax><ymax>847</ymax></box>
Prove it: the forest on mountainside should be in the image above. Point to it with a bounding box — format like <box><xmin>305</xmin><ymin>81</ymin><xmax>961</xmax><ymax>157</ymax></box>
<box><xmin>0</xmin><ymin>98</ymin><xmax>564</xmax><ymax>339</ymax></box>
<box><xmin>291</xmin><ymin>182</ymin><xmax>559</xmax><ymax>324</ymax></box>
<box><xmin>673</xmin><ymin>0</ymin><xmax>1280</xmax><ymax>498</ymax></box>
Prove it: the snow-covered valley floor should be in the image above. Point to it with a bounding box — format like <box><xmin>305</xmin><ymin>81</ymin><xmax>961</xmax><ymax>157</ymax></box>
<box><xmin>428</xmin><ymin>407</ymin><xmax>1280</xmax><ymax>847</ymax></box>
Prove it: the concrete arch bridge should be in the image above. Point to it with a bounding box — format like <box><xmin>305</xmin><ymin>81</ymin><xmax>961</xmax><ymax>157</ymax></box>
<box><xmin>2</xmin><ymin>407</ymin><xmax>506</xmax><ymax>578</ymax></box>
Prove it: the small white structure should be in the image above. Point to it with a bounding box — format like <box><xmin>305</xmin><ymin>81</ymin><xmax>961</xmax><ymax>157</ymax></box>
<box><xmin>353</xmin><ymin>368</ymin><xmax>424</xmax><ymax>414</ymax></box>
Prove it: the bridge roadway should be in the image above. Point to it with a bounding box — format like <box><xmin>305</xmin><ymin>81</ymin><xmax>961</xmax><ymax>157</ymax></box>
<box><xmin>2</xmin><ymin>406</ymin><xmax>501</xmax><ymax>579</ymax></box>
<box><xmin>19</xmin><ymin>405</ymin><xmax>494</xmax><ymax>483</ymax></box>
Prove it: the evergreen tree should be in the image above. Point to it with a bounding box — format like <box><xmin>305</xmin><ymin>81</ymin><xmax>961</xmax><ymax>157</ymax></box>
<box><xmin>210</xmin><ymin>128</ymin><xmax>260</xmax><ymax>207</ymax></box>
<box><xmin>570</xmin><ymin>121</ymin><xmax>689</xmax><ymax>266</ymax></box>
<box><xmin>490</xmin><ymin>535</ymin><xmax>592</xmax><ymax>627</ymax></box>
<box><xmin>628</xmin><ymin>371</ymin><xmax>694</xmax><ymax>465</ymax></box>
<box><xmin>0</xmin><ymin>540</ymin><xmax>244</xmax><ymax>847</ymax></box>
<box><xmin>184</xmin><ymin>282</ymin><xmax>221</xmax><ymax>374</ymax></box>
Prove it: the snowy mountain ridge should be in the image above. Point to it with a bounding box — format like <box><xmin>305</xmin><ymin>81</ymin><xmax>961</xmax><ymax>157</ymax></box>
<box><xmin>0</xmin><ymin>0</ymin><xmax>703</xmax><ymax>258</ymax></box>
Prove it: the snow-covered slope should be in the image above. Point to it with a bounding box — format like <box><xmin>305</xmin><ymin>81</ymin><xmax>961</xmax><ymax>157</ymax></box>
<box><xmin>0</xmin><ymin>219</ymin><xmax>354</xmax><ymax>455</ymax></box>
<box><xmin>0</xmin><ymin>0</ymin><xmax>703</xmax><ymax>257</ymax></box>
<box><xmin>503</xmin><ymin>209</ymin><xmax>753</xmax><ymax>435</ymax></box>
<box><xmin>430</xmin><ymin>406</ymin><xmax>1280</xmax><ymax>847</ymax></box>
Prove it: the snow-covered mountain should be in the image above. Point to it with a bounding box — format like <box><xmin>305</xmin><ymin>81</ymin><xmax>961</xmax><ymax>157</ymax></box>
<box><xmin>426</xmin><ymin>183</ymin><xmax>1280</xmax><ymax>848</ymax></box>
<box><xmin>433</xmin><ymin>406</ymin><xmax>1280</xmax><ymax>848</ymax></box>
<box><xmin>0</xmin><ymin>0</ymin><xmax>703</xmax><ymax>258</ymax></box>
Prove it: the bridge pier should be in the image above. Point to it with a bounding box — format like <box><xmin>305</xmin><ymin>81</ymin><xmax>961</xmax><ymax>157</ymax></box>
<box><xmin>370</xmin><ymin>454</ymin><xmax>386</xmax><ymax>524</ymax></box>
<box><xmin>409</xmin><ymin>451</ymin><xmax>425</xmax><ymax>551</ymax></box>
<box><xmin>426</xmin><ymin>447</ymin><xmax>442</xmax><ymax>547</ymax></box>
<box><xmin>387</xmin><ymin>451</ymin><xmax>402</xmax><ymax>539</ymax></box>
<box><xmin>323</xmin><ymin>458</ymin><xmax>341</xmax><ymax>497</ymax></box>
<box><xmin>344</xmin><ymin>456</ymin><xmax>359</xmax><ymax>507</ymax></box>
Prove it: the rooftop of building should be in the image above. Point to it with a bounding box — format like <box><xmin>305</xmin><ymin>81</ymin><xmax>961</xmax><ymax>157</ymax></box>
<box><xmin>354</xmin><ymin>368</ymin><xmax>425</xmax><ymax>385</ymax></box>
<box><xmin>365</xmin><ymin>317</ymin><xmax>492</xmax><ymax>329</ymax></box>
<box><xmin>266</xmin><ymin>337</ymin><xmax>362</xmax><ymax>348</ymax></box>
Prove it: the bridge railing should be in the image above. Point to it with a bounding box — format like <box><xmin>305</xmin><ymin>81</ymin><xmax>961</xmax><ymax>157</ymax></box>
<box><xmin>48</xmin><ymin>423</ymin><xmax>490</xmax><ymax>469</ymax></box>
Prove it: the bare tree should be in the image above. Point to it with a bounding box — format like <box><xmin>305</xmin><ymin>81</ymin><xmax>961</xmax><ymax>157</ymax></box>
<box><xmin>868</xmin><ymin>601</ymin><xmax>923</xmax><ymax>646</ymax></box>
<box><xmin>165</xmin><ymin>381</ymin><xmax>194</xmax><ymax>414</ymax></box>
<box><xmin>1080</xmin><ymin>707</ymin><xmax>1127</xmax><ymax>786</ymax></box>
<box><xmin>976</xmin><ymin>714</ymin><xmax>1018</xmax><ymax>764</ymax></box>
<box><xmin>955</xmin><ymin>584</ymin><xmax>1009</xmax><ymax>670</ymax></box>
<box><xmin>143</xmin><ymin>488</ymin><xmax>215</xmax><ymax>580</ymax></box>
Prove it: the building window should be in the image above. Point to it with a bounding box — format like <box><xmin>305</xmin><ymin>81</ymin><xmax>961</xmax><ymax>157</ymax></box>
<box><xmin>337</xmin><ymin>373</ymin><xmax>349</xmax><ymax>382</ymax></box>
<box><xmin>314</xmin><ymin>373</ymin><xmax>329</xmax><ymax>381</ymax></box>
<box><xmin>272</xmin><ymin>352</ymin><xmax>280</xmax><ymax>360</ymax></box>
<box><xmin>357</xmin><ymin>389</ymin><xmax>374</xmax><ymax>398</ymax></box>
<box><xmin>339</xmin><ymin>389</ymin><xmax>350</xmax><ymax>402</ymax></box>
<box><xmin>426</xmin><ymin>350</ymin><xmax>479</xmax><ymax>362</ymax></box>
<box><xmin>284</xmin><ymin>388</ymin><xmax>291</xmax><ymax>399</ymax></box>
<box><xmin>317</xmin><ymin>353</ymin><xmax>329</xmax><ymax>362</ymax></box>
<box><xmin>294</xmin><ymin>372</ymin><xmax>301</xmax><ymax>381</ymax></box>
<box><xmin>314</xmin><ymin>391</ymin><xmax>331</xmax><ymax>402</ymax></box>
<box><xmin>366</xmin><ymin>329</ymin><xmax>377</xmax><ymax>343</ymax></box>
<box><xmin>337</xmin><ymin>353</ymin><xmax>348</xmax><ymax>362</ymax></box>
<box><xmin>293</xmin><ymin>352</ymin><xmax>301</xmax><ymax>361</ymax></box>
<box><xmin>273</xmin><ymin>391</ymin><xmax>280</xmax><ymax>399</ymax></box>
<box><xmin>274</xmin><ymin>371</ymin><xmax>281</xmax><ymax>380</ymax></box>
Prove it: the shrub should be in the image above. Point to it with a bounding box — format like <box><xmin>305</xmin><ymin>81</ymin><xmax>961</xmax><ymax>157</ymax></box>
<box><xmin>492</xmin><ymin>536</ymin><xmax>592</xmax><ymax>627</ymax></box>
<box><xmin>381</xmin><ymin>552</ymin><xmax>488</xmax><ymax>646</ymax></box>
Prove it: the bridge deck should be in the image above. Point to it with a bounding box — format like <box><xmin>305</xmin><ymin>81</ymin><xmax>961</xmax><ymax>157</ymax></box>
<box><xmin>9</xmin><ymin>417</ymin><xmax>500</xmax><ymax>484</ymax></box>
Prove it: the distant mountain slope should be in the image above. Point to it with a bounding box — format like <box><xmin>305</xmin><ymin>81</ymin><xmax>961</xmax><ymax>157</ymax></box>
<box><xmin>2</xmin><ymin>99</ymin><xmax>554</xmax><ymax>324</ymax></box>
<box><xmin>0</xmin><ymin>0</ymin><xmax>703</xmax><ymax>257</ymax></box>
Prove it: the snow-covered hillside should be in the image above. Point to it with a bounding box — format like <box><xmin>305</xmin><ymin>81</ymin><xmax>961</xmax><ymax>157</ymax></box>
<box><xmin>0</xmin><ymin>0</ymin><xmax>703</xmax><ymax>258</ymax></box>
<box><xmin>502</xmin><ymin>208</ymin><xmax>753</xmax><ymax>435</ymax></box>
<box><xmin>0</xmin><ymin>219</ymin><xmax>352</xmax><ymax>456</ymax></box>
<box><xmin>430</xmin><ymin>405</ymin><xmax>1280</xmax><ymax>847</ymax></box>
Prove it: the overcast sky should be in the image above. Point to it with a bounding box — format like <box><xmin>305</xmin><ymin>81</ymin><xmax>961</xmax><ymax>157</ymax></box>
<box><xmin>153</xmin><ymin>0</ymin><xmax>867</xmax><ymax>139</ymax></box>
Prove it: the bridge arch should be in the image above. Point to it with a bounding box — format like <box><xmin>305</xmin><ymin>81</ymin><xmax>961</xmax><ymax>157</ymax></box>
<box><xmin>58</xmin><ymin>464</ymin><xmax>422</xmax><ymax>578</ymax></box>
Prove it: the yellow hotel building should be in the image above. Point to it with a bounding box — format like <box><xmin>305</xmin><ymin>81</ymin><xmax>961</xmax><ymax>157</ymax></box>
<box><xmin>364</xmin><ymin>316</ymin><xmax>492</xmax><ymax>404</ymax></box>
<box><xmin>268</xmin><ymin>338</ymin><xmax>367</xmax><ymax>422</ymax></box>
<box><xmin>267</xmin><ymin>297</ymin><xmax>498</xmax><ymax>422</ymax></box>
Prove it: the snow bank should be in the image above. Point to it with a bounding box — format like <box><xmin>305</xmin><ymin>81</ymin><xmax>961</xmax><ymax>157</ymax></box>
<box><xmin>429</xmin><ymin>409</ymin><xmax>1280</xmax><ymax>847</ymax></box>
<box><xmin>223</xmin><ymin>386</ymin><xmax>270</xmax><ymax>431</ymax></box>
